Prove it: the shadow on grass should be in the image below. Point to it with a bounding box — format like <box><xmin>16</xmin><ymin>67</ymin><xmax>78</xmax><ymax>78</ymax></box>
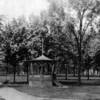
<box><xmin>6</xmin><ymin>81</ymin><xmax>28</xmax><ymax>87</ymax></box>
<box><xmin>81</xmin><ymin>79</ymin><xmax>100</xmax><ymax>86</ymax></box>
<box><xmin>9</xmin><ymin>81</ymin><xmax>28</xmax><ymax>84</ymax></box>
<box><xmin>58</xmin><ymin>79</ymin><xmax>100</xmax><ymax>86</ymax></box>
<box><xmin>0</xmin><ymin>80</ymin><xmax>28</xmax><ymax>88</ymax></box>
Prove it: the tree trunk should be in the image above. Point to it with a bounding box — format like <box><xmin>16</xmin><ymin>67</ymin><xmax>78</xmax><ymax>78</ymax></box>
<box><xmin>78</xmin><ymin>44</ymin><xmax>82</xmax><ymax>85</ymax></box>
<box><xmin>27</xmin><ymin>64</ymin><xmax>29</xmax><ymax>83</ymax></box>
<box><xmin>65</xmin><ymin>68</ymin><xmax>67</xmax><ymax>80</ymax></box>
<box><xmin>93</xmin><ymin>69</ymin><xmax>95</xmax><ymax>76</ymax></box>
<box><xmin>73</xmin><ymin>67</ymin><xmax>75</xmax><ymax>76</ymax></box>
<box><xmin>6</xmin><ymin>65</ymin><xmax>8</xmax><ymax>81</ymax></box>
<box><xmin>78</xmin><ymin>65</ymin><xmax>81</xmax><ymax>85</ymax></box>
<box><xmin>77</xmin><ymin>12</ymin><xmax>84</xmax><ymax>85</ymax></box>
<box><xmin>14</xmin><ymin>65</ymin><xmax>16</xmax><ymax>83</ymax></box>
<box><xmin>87</xmin><ymin>68</ymin><xmax>89</xmax><ymax>80</ymax></box>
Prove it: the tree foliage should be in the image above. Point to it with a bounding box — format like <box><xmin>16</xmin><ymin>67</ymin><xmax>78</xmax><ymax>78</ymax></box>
<box><xmin>0</xmin><ymin>0</ymin><xmax>100</xmax><ymax>85</ymax></box>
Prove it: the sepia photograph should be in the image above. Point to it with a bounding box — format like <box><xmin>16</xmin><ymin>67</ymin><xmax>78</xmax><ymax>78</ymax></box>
<box><xmin>0</xmin><ymin>0</ymin><xmax>100</xmax><ymax>100</ymax></box>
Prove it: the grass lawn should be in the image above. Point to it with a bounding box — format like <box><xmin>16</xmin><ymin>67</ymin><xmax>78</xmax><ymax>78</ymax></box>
<box><xmin>0</xmin><ymin>75</ymin><xmax>100</xmax><ymax>100</ymax></box>
<box><xmin>15</xmin><ymin>85</ymin><xmax>100</xmax><ymax>100</ymax></box>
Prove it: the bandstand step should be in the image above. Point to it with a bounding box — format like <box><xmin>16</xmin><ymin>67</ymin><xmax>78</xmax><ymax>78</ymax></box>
<box><xmin>54</xmin><ymin>80</ymin><xmax>63</xmax><ymax>87</ymax></box>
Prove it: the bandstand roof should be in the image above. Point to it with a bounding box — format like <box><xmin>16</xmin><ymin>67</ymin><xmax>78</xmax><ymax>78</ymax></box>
<box><xmin>25</xmin><ymin>54</ymin><xmax>56</xmax><ymax>62</ymax></box>
<box><xmin>33</xmin><ymin>55</ymin><xmax>52</xmax><ymax>61</ymax></box>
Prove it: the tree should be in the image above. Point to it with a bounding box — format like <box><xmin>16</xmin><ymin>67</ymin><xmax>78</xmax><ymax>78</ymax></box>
<box><xmin>1</xmin><ymin>16</ymin><xmax>30</xmax><ymax>82</ymax></box>
<box><xmin>67</xmin><ymin>0</ymin><xmax>100</xmax><ymax>85</ymax></box>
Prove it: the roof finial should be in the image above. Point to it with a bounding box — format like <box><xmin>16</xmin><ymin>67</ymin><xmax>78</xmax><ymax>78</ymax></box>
<box><xmin>42</xmin><ymin>38</ymin><xmax>44</xmax><ymax>55</ymax></box>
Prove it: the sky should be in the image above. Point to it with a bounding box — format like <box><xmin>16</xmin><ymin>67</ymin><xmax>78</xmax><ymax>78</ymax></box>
<box><xmin>0</xmin><ymin>0</ymin><xmax>49</xmax><ymax>21</ymax></box>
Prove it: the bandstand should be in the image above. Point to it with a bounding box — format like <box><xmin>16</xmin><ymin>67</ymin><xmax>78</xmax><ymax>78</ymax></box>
<box><xmin>24</xmin><ymin>38</ymin><xmax>57</xmax><ymax>87</ymax></box>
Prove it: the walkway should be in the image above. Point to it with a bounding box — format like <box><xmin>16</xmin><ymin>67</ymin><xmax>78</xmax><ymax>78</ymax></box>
<box><xmin>0</xmin><ymin>87</ymin><xmax>79</xmax><ymax>100</ymax></box>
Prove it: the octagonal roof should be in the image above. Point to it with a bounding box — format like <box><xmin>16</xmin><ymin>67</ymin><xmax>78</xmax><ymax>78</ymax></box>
<box><xmin>33</xmin><ymin>55</ymin><xmax>52</xmax><ymax>61</ymax></box>
<box><xmin>25</xmin><ymin>54</ymin><xmax>56</xmax><ymax>62</ymax></box>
